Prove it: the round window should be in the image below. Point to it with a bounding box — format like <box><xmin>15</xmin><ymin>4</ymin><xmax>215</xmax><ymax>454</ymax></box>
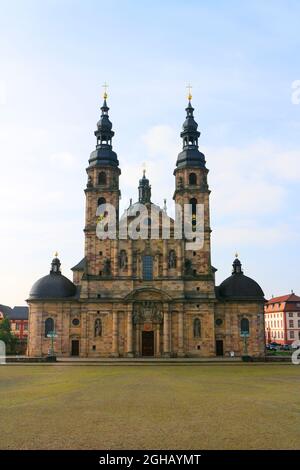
<box><xmin>215</xmin><ymin>318</ymin><xmax>223</xmax><ymax>326</ymax></box>
<box><xmin>72</xmin><ymin>318</ymin><xmax>80</xmax><ymax>327</ymax></box>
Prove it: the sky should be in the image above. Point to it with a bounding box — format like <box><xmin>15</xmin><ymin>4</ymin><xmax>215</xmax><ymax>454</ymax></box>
<box><xmin>0</xmin><ymin>0</ymin><xmax>300</xmax><ymax>306</ymax></box>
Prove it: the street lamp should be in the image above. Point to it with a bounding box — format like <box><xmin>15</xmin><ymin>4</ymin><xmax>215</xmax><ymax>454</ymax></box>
<box><xmin>241</xmin><ymin>331</ymin><xmax>250</xmax><ymax>361</ymax></box>
<box><xmin>47</xmin><ymin>330</ymin><xmax>58</xmax><ymax>360</ymax></box>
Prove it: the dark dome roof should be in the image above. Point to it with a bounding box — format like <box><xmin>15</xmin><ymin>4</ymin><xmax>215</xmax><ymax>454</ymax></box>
<box><xmin>29</xmin><ymin>273</ymin><xmax>77</xmax><ymax>300</ymax></box>
<box><xmin>218</xmin><ymin>273</ymin><xmax>264</xmax><ymax>300</ymax></box>
<box><xmin>97</xmin><ymin>115</ymin><xmax>112</xmax><ymax>131</ymax></box>
<box><xmin>182</xmin><ymin>116</ymin><xmax>198</xmax><ymax>131</ymax></box>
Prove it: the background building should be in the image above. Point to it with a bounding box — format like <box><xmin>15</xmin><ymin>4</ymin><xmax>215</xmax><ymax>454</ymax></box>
<box><xmin>0</xmin><ymin>305</ymin><xmax>29</xmax><ymax>340</ymax></box>
<box><xmin>265</xmin><ymin>293</ymin><xmax>300</xmax><ymax>345</ymax></box>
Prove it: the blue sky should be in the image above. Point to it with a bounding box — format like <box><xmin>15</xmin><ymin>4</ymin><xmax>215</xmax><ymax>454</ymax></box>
<box><xmin>0</xmin><ymin>0</ymin><xmax>300</xmax><ymax>305</ymax></box>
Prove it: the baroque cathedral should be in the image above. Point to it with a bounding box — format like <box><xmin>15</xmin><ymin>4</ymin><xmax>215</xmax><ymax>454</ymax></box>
<box><xmin>27</xmin><ymin>91</ymin><xmax>265</xmax><ymax>358</ymax></box>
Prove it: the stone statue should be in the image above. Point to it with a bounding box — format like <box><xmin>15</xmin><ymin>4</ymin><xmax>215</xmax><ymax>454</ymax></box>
<box><xmin>119</xmin><ymin>250</ymin><xmax>127</xmax><ymax>269</ymax></box>
<box><xmin>168</xmin><ymin>250</ymin><xmax>177</xmax><ymax>269</ymax></box>
<box><xmin>112</xmin><ymin>175</ymin><xmax>118</xmax><ymax>189</ymax></box>
<box><xmin>87</xmin><ymin>175</ymin><xmax>93</xmax><ymax>188</ymax></box>
<box><xmin>178</xmin><ymin>176</ymin><xmax>184</xmax><ymax>189</ymax></box>
<box><xmin>94</xmin><ymin>318</ymin><xmax>102</xmax><ymax>337</ymax></box>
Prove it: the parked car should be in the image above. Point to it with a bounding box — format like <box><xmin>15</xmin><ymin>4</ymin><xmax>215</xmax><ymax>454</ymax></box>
<box><xmin>280</xmin><ymin>344</ymin><xmax>291</xmax><ymax>351</ymax></box>
<box><xmin>266</xmin><ymin>343</ymin><xmax>279</xmax><ymax>350</ymax></box>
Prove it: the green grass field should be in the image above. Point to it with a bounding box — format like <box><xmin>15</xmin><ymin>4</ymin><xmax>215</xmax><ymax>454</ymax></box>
<box><xmin>0</xmin><ymin>364</ymin><xmax>299</xmax><ymax>450</ymax></box>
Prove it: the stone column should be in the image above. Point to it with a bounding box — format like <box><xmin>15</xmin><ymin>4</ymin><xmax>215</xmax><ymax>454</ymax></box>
<box><xmin>135</xmin><ymin>324</ymin><xmax>140</xmax><ymax>356</ymax></box>
<box><xmin>136</xmin><ymin>252</ymin><xmax>141</xmax><ymax>278</ymax></box>
<box><xmin>163</xmin><ymin>309</ymin><xmax>170</xmax><ymax>356</ymax></box>
<box><xmin>112</xmin><ymin>240</ymin><xmax>118</xmax><ymax>277</ymax></box>
<box><xmin>126</xmin><ymin>305</ymin><xmax>133</xmax><ymax>357</ymax></box>
<box><xmin>155</xmin><ymin>253</ymin><xmax>160</xmax><ymax>278</ymax></box>
<box><xmin>163</xmin><ymin>240</ymin><xmax>168</xmax><ymax>277</ymax></box>
<box><xmin>111</xmin><ymin>308</ymin><xmax>119</xmax><ymax>357</ymax></box>
<box><xmin>178</xmin><ymin>309</ymin><xmax>184</xmax><ymax>357</ymax></box>
<box><xmin>177</xmin><ymin>240</ymin><xmax>183</xmax><ymax>277</ymax></box>
<box><xmin>128</xmin><ymin>240</ymin><xmax>133</xmax><ymax>277</ymax></box>
<box><xmin>156</xmin><ymin>325</ymin><xmax>161</xmax><ymax>356</ymax></box>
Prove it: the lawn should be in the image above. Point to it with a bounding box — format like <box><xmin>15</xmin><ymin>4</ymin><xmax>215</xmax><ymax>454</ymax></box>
<box><xmin>0</xmin><ymin>364</ymin><xmax>299</xmax><ymax>450</ymax></box>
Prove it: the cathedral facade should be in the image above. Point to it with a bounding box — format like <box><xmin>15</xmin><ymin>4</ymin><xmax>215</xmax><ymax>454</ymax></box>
<box><xmin>27</xmin><ymin>93</ymin><xmax>266</xmax><ymax>358</ymax></box>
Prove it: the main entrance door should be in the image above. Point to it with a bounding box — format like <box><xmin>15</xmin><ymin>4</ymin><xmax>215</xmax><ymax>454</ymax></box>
<box><xmin>71</xmin><ymin>340</ymin><xmax>79</xmax><ymax>356</ymax></box>
<box><xmin>142</xmin><ymin>331</ymin><xmax>154</xmax><ymax>356</ymax></box>
<box><xmin>216</xmin><ymin>340</ymin><xmax>224</xmax><ymax>356</ymax></box>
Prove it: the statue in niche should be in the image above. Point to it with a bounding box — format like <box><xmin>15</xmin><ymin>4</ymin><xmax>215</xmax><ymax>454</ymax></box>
<box><xmin>177</xmin><ymin>176</ymin><xmax>184</xmax><ymax>189</ymax></box>
<box><xmin>200</xmin><ymin>173</ymin><xmax>209</xmax><ymax>191</ymax></box>
<box><xmin>103</xmin><ymin>258</ymin><xmax>111</xmax><ymax>276</ymax></box>
<box><xmin>168</xmin><ymin>250</ymin><xmax>177</xmax><ymax>269</ymax></box>
<box><xmin>87</xmin><ymin>175</ymin><xmax>93</xmax><ymax>188</ymax></box>
<box><xmin>94</xmin><ymin>318</ymin><xmax>102</xmax><ymax>337</ymax></box>
<box><xmin>119</xmin><ymin>250</ymin><xmax>128</xmax><ymax>269</ymax></box>
<box><xmin>112</xmin><ymin>175</ymin><xmax>118</xmax><ymax>189</ymax></box>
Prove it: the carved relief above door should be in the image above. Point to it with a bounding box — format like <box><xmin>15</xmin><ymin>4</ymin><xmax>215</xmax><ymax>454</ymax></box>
<box><xmin>132</xmin><ymin>301</ymin><xmax>163</xmax><ymax>325</ymax></box>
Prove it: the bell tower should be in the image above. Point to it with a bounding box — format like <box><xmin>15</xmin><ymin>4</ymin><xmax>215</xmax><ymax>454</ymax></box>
<box><xmin>84</xmin><ymin>89</ymin><xmax>121</xmax><ymax>277</ymax></box>
<box><xmin>173</xmin><ymin>92</ymin><xmax>212</xmax><ymax>278</ymax></box>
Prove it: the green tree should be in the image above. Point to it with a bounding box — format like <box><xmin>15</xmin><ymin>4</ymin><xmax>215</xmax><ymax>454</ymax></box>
<box><xmin>0</xmin><ymin>317</ymin><xmax>17</xmax><ymax>354</ymax></box>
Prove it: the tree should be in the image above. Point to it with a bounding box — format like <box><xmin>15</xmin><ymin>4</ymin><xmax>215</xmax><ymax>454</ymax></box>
<box><xmin>0</xmin><ymin>317</ymin><xmax>17</xmax><ymax>354</ymax></box>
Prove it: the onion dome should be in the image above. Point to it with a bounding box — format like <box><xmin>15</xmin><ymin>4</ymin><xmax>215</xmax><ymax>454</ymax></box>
<box><xmin>89</xmin><ymin>89</ymin><xmax>119</xmax><ymax>168</ymax></box>
<box><xmin>176</xmin><ymin>94</ymin><xmax>206</xmax><ymax>169</ymax></box>
<box><xmin>29</xmin><ymin>254</ymin><xmax>77</xmax><ymax>300</ymax></box>
<box><xmin>217</xmin><ymin>256</ymin><xmax>265</xmax><ymax>301</ymax></box>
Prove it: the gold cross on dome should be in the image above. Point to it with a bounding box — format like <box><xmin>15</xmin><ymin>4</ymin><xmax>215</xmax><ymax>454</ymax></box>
<box><xmin>186</xmin><ymin>83</ymin><xmax>192</xmax><ymax>101</ymax></box>
<box><xmin>102</xmin><ymin>82</ymin><xmax>109</xmax><ymax>99</ymax></box>
<box><xmin>142</xmin><ymin>161</ymin><xmax>147</xmax><ymax>177</ymax></box>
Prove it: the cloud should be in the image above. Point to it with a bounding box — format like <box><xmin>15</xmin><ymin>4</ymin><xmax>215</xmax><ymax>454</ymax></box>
<box><xmin>120</xmin><ymin>125</ymin><xmax>178</xmax><ymax>212</ymax></box>
<box><xmin>49</xmin><ymin>151</ymin><xmax>77</xmax><ymax>169</ymax></box>
<box><xmin>141</xmin><ymin>125</ymin><xmax>178</xmax><ymax>161</ymax></box>
<box><xmin>137</xmin><ymin>128</ymin><xmax>298</xmax><ymax>248</ymax></box>
<box><xmin>139</xmin><ymin>128</ymin><xmax>294</xmax><ymax>217</ymax></box>
<box><xmin>0</xmin><ymin>80</ymin><xmax>7</xmax><ymax>105</ymax></box>
<box><xmin>213</xmin><ymin>220</ymin><xmax>299</xmax><ymax>247</ymax></box>
<box><xmin>207</xmin><ymin>141</ymin><xmax>300</xmax><ymax>217</ymax></box>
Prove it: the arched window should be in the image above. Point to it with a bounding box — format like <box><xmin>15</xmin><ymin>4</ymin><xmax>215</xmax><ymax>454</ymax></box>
<box><xmin>189</xmin><ymin>173</ymin><xmax>197</xmax><ymax>185</ymax></box>
<box><xmin>45</xmin><ymin>318</ymin><xmax>54</xmax><ymax>338</ymax></box>
<box><xmin>190</xmin><ymin>198</ymin><xmax>197</xmax><ymax>210</ymax></box>
<box><xmin>94</xmin><ymin>318</ymin><xmax>102</xmax><ymax>337</ymax></box>
<box><xmin>98</xmin><ymin>172</ymin><xmax>106</xmax><ymax>185</ymax></box>
<box><xmin>190</xmin><ymin>198</ymin><xmax>197</xmax><ymax>229</ymax></box>
<box><xmin>241</xmin><ymin>318</ymin><xmax>250</xmax><ymax>335</ymax></box>
<box><xmin>143</xmin><ymin>255</ymin><xmax>153</xmax><ymax>280</ymax></box>
<box><xmin>97</xmin><ymin>197</ymin><xmax>106</xmax><ymax>207</ymax></box>
<box><xmin>193</xmin><ymin>318</ymin><xmax>201</xmax><ymax>338</ymax></box>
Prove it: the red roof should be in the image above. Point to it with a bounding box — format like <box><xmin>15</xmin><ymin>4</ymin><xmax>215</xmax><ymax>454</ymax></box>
<box><xmin>266</xmin><ymin>293</ymin><xmax>300</xmax><ymax>305</ymax></box>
